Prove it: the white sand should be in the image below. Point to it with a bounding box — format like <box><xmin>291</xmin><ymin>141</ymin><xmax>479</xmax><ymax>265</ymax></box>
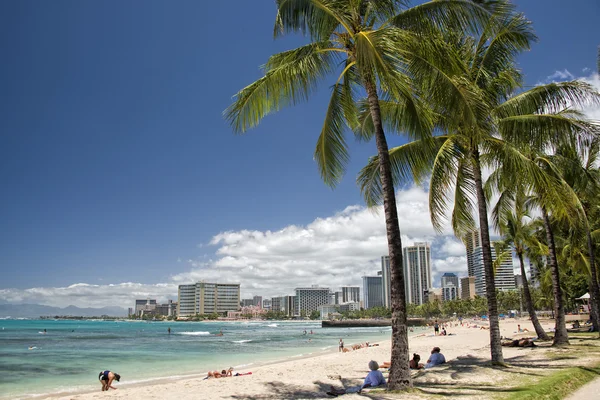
<box><xmin>48</xmin><ymin>319</ymin><xmax>561</xmax><ymax>400</ymax></box>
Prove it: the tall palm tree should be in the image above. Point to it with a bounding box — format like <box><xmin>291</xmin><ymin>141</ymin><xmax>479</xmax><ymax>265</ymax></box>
<box><xmin>224</xmin><ymin>0</ymin><xmax>507</xmax><ymax>388</ymax></box>
<box><xmin>357</xmin><ymin>13</ymin><xmax>599</xmax><ymax>357</ymax></box>
<box><xmin>551</xmin><ymin>136</ymin><xmax>600</xmax><ymax>332</ymax></box>
<box><xmin>490</xmin><ymin>185</ymin><xmax>550</xmax><ymax>340</ymax></box>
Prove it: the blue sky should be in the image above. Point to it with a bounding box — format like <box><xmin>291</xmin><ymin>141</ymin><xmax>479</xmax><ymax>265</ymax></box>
<box><xmin>1</xmin><ymin>1</ymin><xmax>599</xmax><ymax>307</ymax></box>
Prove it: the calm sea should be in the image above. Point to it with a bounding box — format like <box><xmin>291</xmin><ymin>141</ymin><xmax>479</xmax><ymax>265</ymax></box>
<box><xmin>0</xmin><ymin>319</ymin><xmax>396</xmax><ymax>399</ymax></box>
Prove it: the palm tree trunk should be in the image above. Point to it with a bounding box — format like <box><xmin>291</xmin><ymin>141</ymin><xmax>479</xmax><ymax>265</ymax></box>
<box><xmin>588</xmin><ymin>281</ymin><xmax>599</xmax><ymax>332</ymax></box>
<box><xmin>472</xmin><ymin>151</ymin><xmax>503</xmax><ymax>364</ymax></box>
<box><xmin>364</xmin><ymin>77</ymin><xmax>411</xmax><ymax>389</ymax></box>
<box><xmin>585</xmin><ymin>225</ymin><xmax>600</xmax><ymax>334</ymax></box>
<box><xmin>518</xmin><ymin>252</ymin><xmax>550</xmax><ymax>340</ymax></box>
<box><xmin>541</xmin><ymin>208</ymin><xmax>569</xmax><ymax>345</ymax></box>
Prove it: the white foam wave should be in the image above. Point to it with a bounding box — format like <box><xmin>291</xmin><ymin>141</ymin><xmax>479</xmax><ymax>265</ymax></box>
<box><xmin>266</xmin><ymin>323</ymin><xmax>278</xmax><ymax>327</ymax></box>
<box><xmin>177</xmin><ymin>331</ymin><xmax>211</xmax><ymax>336</ymax></box>
<box><xmin>232</xmin><ymin>339</ymin><xmax>252</xmax><ymax>343</ymax></box>
<box><xmin>233</xmin><ymin>363</ymin><xmax>254</xmax><ymax>368</ymax></box>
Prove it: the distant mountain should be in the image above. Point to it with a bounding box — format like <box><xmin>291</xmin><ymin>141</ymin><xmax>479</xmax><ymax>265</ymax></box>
<box><xmin>0</xmin><ymin>303</ymin><xmax>128</xmax><ymax>318</ymax></box>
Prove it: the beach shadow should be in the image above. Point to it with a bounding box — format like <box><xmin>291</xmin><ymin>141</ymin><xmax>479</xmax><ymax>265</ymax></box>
<box><xmin>230</xmin><ymin>380</ymin><xmax>331</xmax><ymax>399</ymax></box>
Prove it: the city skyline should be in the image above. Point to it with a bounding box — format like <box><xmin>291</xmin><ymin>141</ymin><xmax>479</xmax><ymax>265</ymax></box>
<box><xmin>1</xmin><ymin>1</ymin><xmax>599</xmax><ymax>309</ymax></box>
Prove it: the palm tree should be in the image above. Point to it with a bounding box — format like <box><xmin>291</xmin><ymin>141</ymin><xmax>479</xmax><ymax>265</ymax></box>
<box><xmin>490</xmin><ymin>185</ymin><xmax>550</xmax><ymax>340</ymax></box>
<box><xmin>357</xmin><ymin>12</ymin><xmax>600</xmax><ymax>357</ymax></box>
<box><xmin>551</xmin><ymin>136</ymin><xmax>600</xmax><ymax>332</ymax></box>
<box><xmin>224</xmin><ymin>0</ymin><xmax>508</xmax><ymax>388</ymax></box>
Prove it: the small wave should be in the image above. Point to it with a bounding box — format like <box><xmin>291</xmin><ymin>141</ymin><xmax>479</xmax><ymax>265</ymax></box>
<box><xmin>233</xmin><ymin>362</ymin><xmax>254</xmax><ymax>368</ymax></box>
<box><xmin>290</xmin><ymin>354</ymin><xmax>303</xmax><ymax>358</ymax></box>
<box><xmin>232</xmin><ymin>339</ymin><xmax>252</xmax><ymax>343</ymax></box>
<box><xmin>177</xmin><ymin>331</ymin><xmax>211</xmax><ymax>336</ymax></box>
<box><xmin>266</xmin><ymin>323</ymin><xmax>278</xmax><ymax>328</ymax></box>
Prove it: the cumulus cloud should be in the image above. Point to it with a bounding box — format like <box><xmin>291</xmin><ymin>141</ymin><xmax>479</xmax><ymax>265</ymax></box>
<box><xmin>0</xmin><ymin>186</ymin><xmax>472</xmax><ymax>308</ymax></box>
<box><xmin>545</xmin><ymin>69</ymin><xmax>575</xmax><ymax>81</ymax></box>
<box><xmin>0</xmin><ymin>283</ymin><xmax>177</xmax><ymax>309</ymax></box>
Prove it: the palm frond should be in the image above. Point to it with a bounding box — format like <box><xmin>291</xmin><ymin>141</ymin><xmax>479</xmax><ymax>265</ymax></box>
<box><xmin>391</xmin><ymin>0</ymin><xmax>514</xmax><ymax>36</ymax></box>
<box><xmin>494</xmin><ymin>81</ymin><xmax>600</xmax><ymax>118</ymax></box>
<box><xmin>473</xmin><ymin>12</ymin><xmax>536</xmax><ymax>87</ymax></box>
<box><xmin>452</xmin><ymin>158</ymin><xmax>477</xmax><ymax>238</ymax></box>
<box><xmin>224</xmin><ymin>42</ymin><xmax>338</xmax><ymax>133</ymax></box>
<box><xmin>498</xmin><ymin>113</ymin><xmax>600</xmax><ymax>152</ymax></box>
<box><xmin>357</xmin><ymin>136</ymin><xmax>446</xmax><ymax>206</ymax></box>
<box><xmin>314</xmin><ymin>82</ymin><xmax>352</xmax><ymax>187</ymax></box>
<box><xmin>274</xmin><ymin>0</ymin><xmax>350</xmax><ymax>40</ymax></box>
<box><xmin>355</xmin><ymin>90</ymin><xmax>434</xmax><ymax>143</ymax></box>
<box><xmin>429</xmin><ymin>136</ymin><xmax>465</xmax><ymax>233</ymax></box>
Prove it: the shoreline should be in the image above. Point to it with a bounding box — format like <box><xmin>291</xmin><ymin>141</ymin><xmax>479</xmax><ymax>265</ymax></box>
<box><xmin>17</xmin><ymin>318</ymin><xmax>596</xmax><ymax>400</ymax></box>
<box><xmin>36</xmin><ymin>336</ymin><xmax>392</xmax><ymax>400</ymax></box>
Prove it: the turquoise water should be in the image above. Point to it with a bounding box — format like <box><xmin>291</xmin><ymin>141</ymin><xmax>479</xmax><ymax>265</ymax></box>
<box><xmin>0</xmin><ymin>319</ymin><xmax>393</xmax><ymax>399</ymax></box>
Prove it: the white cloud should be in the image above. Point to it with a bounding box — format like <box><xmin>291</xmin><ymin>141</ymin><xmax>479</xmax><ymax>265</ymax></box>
<box><xmin>1</xmin><ymin>186</ymin><xmax>472</xmax><ymax>308</ymax></box>
<box><xmin>0</xmin><ymin>283</ymin><xmax>178</xmax><ymax>309</ymax></box>
<box><xmin>545</xmin><ymin>69</ymin><xmax>575</xmax><ymax>81</ymax></box>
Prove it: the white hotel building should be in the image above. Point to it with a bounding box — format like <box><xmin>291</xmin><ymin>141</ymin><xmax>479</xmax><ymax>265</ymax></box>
<box><xmin>177</xmin><ymin>282</ymin><xmax>241</xmax><ymax>317</ymax></box>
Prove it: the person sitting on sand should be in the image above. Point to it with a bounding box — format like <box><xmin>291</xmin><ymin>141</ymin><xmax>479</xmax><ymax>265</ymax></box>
<box><xmin>441</xmin><ymin>328</ymin><xmax>447</xmax><ymax>336</ymax></box>
<box><xmin>425</xmin><ymin>347</ymin><xmax>446</xmax><ymax>369</ymax></box>
<box><xmin>327</xmin><ymin>360</ymin><xmax>386</xmax><ymax>396</ymax></box>
<box><xmin>410</xmin><ymin>353</ymin><xmax>424</xmax><ymax>369</ymax></box>
<box><xmin>98</xmin><ymin>370</ymin><xmax>120</xmax><ymax>391</ymax></box>
<box><xmin>572</xmin><ymin>320</ymin><xmax>581</xmax><ymax>328</ymax></box>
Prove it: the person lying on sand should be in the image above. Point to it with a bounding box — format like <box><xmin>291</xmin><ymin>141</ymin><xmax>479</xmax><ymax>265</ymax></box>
<box><xmin>502</xmin><ymin>338</ymin><xmax>536</xmax><ymax>348</ymax></box>
<box><xmin>326</xmin><ymin>361</ymin><xmax>386</xmax><ymax>396</ymax></box>
<box><xmin>206</xmin><ymin>370</ymin><xmax>222</xmax><ymax>379</ymax></box>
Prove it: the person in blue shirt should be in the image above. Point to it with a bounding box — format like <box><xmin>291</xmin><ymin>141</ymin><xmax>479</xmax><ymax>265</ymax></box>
<box><xmin>425</xmin><ymin>347</ymin><xmax>446</xmax><ymax>368</ymax></box>
<box><xmin>327</xmin><ymin>360</ymin><xmax>386</xmax><ymax>396</ymax></box>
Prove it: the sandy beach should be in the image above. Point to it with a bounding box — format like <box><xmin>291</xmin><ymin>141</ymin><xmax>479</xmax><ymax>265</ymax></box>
<box><xmin>42</xmin><ymin>318</ymin><xmax>600</xmax><ymax>400</ymax></box>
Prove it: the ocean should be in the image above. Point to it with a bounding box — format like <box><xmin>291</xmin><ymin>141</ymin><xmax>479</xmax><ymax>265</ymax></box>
<box><xmin>0</xmin><ymin>319</ymin><xmax>396</xmax><ymax>399</ymax></box>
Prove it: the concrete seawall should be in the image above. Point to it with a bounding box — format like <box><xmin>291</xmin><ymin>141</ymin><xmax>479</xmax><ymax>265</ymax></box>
<box><xmin>322</xmin><ymin>318</ymin><xmax>427</xmax><ymax>328</ymax></box>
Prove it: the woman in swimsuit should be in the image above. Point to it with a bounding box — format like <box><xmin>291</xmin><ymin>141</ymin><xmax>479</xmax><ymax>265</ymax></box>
<box><xmin>98</xmin><ymin>370</ymin><xmax>120</xmax><ymax>391</ymax></box>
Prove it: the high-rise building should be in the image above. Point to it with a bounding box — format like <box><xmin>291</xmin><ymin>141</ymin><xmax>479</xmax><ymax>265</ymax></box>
<box><xmin>362</xmin><ymin>276</ymin><xmax>383</xmax><ymax>309</ymax></box>
<box><xmin>282</xmin><ymin>295</ymin><xmax>296</xmax><ymax>317</ymax></box>
<box><xmin>441</xmin><ymin>273</ymin><xmax>459</xmax><ymax>301</ymax></box>
<box><xmin>241</xmin><ymin>299</ymin><xmax>254</xmax><ymax>307</ymax></box>
<box><xmin>253</xmin><ymin>296</ymin><xmax>263</xmax><ymax>308</ymax></box>
<box><xmin>177</xmin><ymin>282</ymin><xmax>241</xmax><ymax>317</ymax></box>
<box><xmin>334</xmin><ymin>291</ymin><xmax>343</xmax><ymax>305</ymax></box>
<box><xmin>294</xmin><ymin>287</ymin><xmax>330</xmax><ymax>316</ymax></box>
<box><xmin>464</xmin><ymin>231</ymin><xmax>482</xmax><ymax>277</ymax></box>
<box><xmin>135</xmin><ymin>299</ymin><xmax>157</xmax><ymax>315</ymax></box>
<box><xmin>471</xmin><ymin>243</ymin><xmax>516</xmax><ymax>296</ymax></box>
<box><xmin>403</xmin><ymin>242</ymin><xmax>432</xmax><ymax>305</ymax></box>
<box><xmin>514</xmin><ymin>274</ymin><xmax>524</xmax><ymax>288</ymax></box>
<box><xmin>262</xmin><ymin>299</ymin><xmax>271</xmax><ymax>310</ymax></box>
<box><xmin>341</xmin><ymin>286</ymin><xmax>360</xmax><ymax>303</ymax></box>
<box><xmin>154</xmin><ymin>300</ymin><xmax>177</xmax><ymax>317</ymax></box>
<box><xmin>381</xmin><ymin>256</ymin><xmax>391</xmax><ymax>308</ymax></box>
<box><xmin>460</xmin><ymin>276</ymin><xmax>476</xmax><ymax>299</ymax></box>
<box><xmin>271</xmin><ymin>297</ymin><xmax>282</xmax><ymax>312</ymax></box>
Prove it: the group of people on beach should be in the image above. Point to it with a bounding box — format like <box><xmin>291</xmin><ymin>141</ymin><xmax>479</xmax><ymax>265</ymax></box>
<box><xmin>205</xmin><ymin>367</ymin><xmax>252</xmax><ymax>379</ymax></box>
<box><xmin>327</xmin><ymin>346</ymin><xmax>447</xmax><ymax>396</ymax></box>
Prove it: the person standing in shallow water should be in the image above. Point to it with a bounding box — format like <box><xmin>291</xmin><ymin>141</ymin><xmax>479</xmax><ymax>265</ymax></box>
<box><xmin>168</xmin><ymin>327</ymin><xmax>171</xmax><ymax>335</ymax></box>
<box><xmin>339</xmin><ymin>338</ymin><xmax>344</xmax><ymax>352</ymax></box>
